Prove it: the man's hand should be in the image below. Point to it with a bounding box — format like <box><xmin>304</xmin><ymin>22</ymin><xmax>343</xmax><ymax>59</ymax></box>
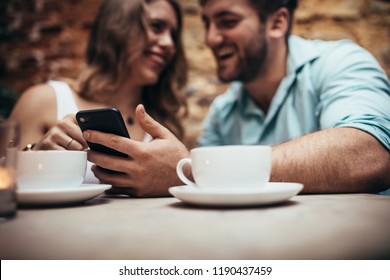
<box><xmin>83</xmin><ymin>104</ymin><xmax>190</xmax><ymax>197</ymax></box>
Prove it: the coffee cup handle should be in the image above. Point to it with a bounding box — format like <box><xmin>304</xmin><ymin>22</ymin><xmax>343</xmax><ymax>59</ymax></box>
<box><xmin>176</xmin><ymin>158</ymin><xmax>196</xmax><ymax>186</ymax></box>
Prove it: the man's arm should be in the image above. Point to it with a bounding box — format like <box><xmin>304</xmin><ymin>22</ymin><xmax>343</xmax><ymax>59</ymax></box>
<box><xmin>274</xmin><ymin>41</ymin><xmax>390</xmax><ymax>193</ymax></box>
<box><xmin>84</xmin><ymin>105</ymin><xmax>390</xmax><ymax>196</ymax></box>
<box><xmin>271</xmin><ymin>127</ymin><xmax>390</xmax><ymax>193</ymax></box>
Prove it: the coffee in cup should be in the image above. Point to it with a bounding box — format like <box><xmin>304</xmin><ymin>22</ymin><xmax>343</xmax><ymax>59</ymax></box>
<box><xmin>176</xmin><ymin>145</ymin><xmax>271</xmax><ymax>191</ymax></box>
<box><xmin>17</xmin><ymin>150</ymin><xmax>87</xmax><ymax>190</ymax></box>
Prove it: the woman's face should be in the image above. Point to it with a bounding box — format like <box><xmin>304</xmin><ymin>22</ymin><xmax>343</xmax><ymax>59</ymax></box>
<box><xmin>130</xmin><ymin>0</ymin><xmax>178</xmax><ymax>86</ymax></box>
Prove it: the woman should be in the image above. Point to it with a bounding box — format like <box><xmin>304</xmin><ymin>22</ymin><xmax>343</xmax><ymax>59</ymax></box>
<box><xmin>10</xmin><ymin>0</ymin><xmax>188</xmax><ymax>184</ymax></box>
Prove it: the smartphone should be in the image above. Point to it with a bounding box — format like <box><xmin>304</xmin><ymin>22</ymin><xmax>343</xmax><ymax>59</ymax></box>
<box><xmin>76</xmin><ymin>108</ymin><xmax>130</xmax><ymax>157</ymax></box>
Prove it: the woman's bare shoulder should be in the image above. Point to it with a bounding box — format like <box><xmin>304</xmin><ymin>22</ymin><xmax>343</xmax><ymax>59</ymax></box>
<box><xmin>10</xmin><ymin>83</ymin><xmax>56</xmax><ymax>123</ymax></box>
<box><xmin>20</xmin><ymin>83</ymin><xmax>56</xmax><ymax>101</ymax></box>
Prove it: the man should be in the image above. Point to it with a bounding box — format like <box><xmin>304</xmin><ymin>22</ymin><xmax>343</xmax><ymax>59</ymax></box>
<box><xmin>84</xmin><ymin>0</ymin><xmax>390</xmax><ymax>196</ymax></box>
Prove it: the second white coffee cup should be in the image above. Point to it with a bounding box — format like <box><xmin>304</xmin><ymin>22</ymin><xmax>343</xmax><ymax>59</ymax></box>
<box><xmin>176</xmin><ymin>145</ymin><xmax>272</xmax><ymax>191</ymax></box>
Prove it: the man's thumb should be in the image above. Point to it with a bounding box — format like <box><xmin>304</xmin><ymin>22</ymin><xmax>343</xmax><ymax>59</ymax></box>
<box><xmin>135</xmin><ymin>104</ymin><xmax>170</xmax><ymax>139</ymax></box>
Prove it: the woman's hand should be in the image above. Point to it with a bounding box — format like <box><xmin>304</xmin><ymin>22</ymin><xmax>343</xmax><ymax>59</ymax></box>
<box><xmin>35</xmin><ymin>114</ymin><xmax>88</xmax><ymax>151</ymax></box>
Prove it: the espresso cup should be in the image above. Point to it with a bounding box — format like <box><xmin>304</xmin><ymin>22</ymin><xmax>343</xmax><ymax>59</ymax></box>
<box><xmin>17</xmin><ymin>150</ymin><xmax>87</xmax><ymax>190</ymax></box>
<box><xmin>176</xmin><ymin>145</ymin><xmax>272</xmax><ymax>191</ymax></box>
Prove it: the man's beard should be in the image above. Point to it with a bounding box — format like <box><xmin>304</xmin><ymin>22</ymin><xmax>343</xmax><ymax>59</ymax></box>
<box><xmin>218</xmin><ymin>37</ymin><xmax>268</xmax><ymax>83</ymax></box>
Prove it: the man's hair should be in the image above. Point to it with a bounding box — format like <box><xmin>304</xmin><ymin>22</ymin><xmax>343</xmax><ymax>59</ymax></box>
<box><xmin>249</xmin><ymin>0</ymin><xmax>297</xmax><ymax>33</ymax></box>
<box><xmin>200</xmin><ymin>0</ymin><xmax>298</xmax><ymax>36</ymax></box>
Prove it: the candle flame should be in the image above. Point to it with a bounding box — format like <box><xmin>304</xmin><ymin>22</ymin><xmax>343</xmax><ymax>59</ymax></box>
<box><xmin>0</xmin><ymin>168</ymin><xmax>15</xmax><ymax>190</ymax></box>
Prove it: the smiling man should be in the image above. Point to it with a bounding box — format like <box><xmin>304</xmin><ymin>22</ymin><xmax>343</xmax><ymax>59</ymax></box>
<box><xmin>83</xmin><ymin>0</ymin><xmax>390</xmax><ymax>196</ymax></box>
<box><xmin>197</xmin><ymin>0</ymin><xmax>390</xmax><ymax>193</ymax></box>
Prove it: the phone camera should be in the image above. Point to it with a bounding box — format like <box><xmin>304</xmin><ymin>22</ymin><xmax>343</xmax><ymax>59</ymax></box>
<box><xmin>79</xmin><ymin>116</ymin><xmax>88</xmax><ymax>123</ymax></box>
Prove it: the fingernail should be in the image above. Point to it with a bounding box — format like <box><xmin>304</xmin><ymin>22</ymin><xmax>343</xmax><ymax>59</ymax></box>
<box><xmin>139</xmin><ymin>104</ymin><xmax>146</xmax><ymax>116</ymax></box>
<box><xmin>83</xmin><ymin>131</ymin><xmax>89</xmax><ymax>139</ymax></box>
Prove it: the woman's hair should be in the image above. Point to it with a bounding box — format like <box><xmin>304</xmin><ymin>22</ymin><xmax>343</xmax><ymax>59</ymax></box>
<box><xmin>77</xmin><ymin>0</ymin><xmax>188</xmax><ymax>140</ymax></box>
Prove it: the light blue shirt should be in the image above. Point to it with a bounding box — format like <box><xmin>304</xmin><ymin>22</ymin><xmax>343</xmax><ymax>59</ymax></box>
<box><xmin>198</xmin><ymin>36</ymin><xmax>390</xmax><ymax>194</ymax></box>
<box><xmin>199</xmin><ymin>36</ymin><xmax>390</xmax><ymax>148</ymax></box>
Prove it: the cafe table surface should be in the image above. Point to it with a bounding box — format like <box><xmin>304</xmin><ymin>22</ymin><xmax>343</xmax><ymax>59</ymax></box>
<box><xmin>0</xmin><ymin>192</ymin><xmax>389</xmax><ymax>260</ymax></box>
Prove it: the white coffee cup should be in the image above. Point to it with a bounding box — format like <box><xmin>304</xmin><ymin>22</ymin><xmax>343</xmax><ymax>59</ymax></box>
<box><xmin>176</xmin><ymin>145</ymin><xmax>272</xmax><ymax>191</ymax></box>
<box><xmin>17</xmin><ymin>150</ymin><xmax>87</xmax><ymax>190</ymax></box>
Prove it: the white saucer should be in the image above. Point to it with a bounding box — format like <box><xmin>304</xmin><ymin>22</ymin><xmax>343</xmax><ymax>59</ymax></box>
<box><xmin>169</xmin><ymin>182</ymin><xmax>303</xmax><ymax>207</ymax></box>
<box><xmin>17</xmin><ymin>184</ymin><xmax>111</xmax><ymax>206</ymax></box>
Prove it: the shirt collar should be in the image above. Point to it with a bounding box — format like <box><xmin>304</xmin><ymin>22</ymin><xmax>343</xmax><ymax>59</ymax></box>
<box><xmin>229</xmin><ymin>83</ymin><xmax>263</xmax><ymax>118</ymax></box>
<box><xmin>287</xmin><ymin>35</ymin><xmax>320</xmax><ymax>75</ymax></box>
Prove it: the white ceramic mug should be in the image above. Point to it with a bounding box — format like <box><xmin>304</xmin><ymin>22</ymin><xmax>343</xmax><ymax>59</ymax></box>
<box><xmin>17</xmin><ymin>150</ymin><xmax>87</xmax><ymax>190</ymax></box>
<box><xmin>176</xmin><ymin>145</ymin><xmax>272</xmax><ymax>191</ymax></box>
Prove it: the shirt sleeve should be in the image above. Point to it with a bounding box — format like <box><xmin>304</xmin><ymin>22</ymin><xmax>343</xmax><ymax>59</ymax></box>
<box><xmin>314</xmin><ymin>40</ymin><xmax>390</xmax><ymax>151</ymax></box>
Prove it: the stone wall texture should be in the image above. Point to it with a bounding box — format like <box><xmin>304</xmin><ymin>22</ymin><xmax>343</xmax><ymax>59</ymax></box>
<box><xmin>1</xmin><ymin>0</ymin><xmax>389</xmax><ymax>147</ymax></box>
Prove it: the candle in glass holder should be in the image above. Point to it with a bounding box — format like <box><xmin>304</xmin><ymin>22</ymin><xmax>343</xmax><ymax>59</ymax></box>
<box><xmin>0</xmin><ymin>167</ymin><xmax>14</xmax><ymax>189</ymax></box>
<box><xmin>0</xmin><ymin>119</ymin><xmax>19</xmax><ymax>219</ymax></box>
<box><xmin>0</xmin><ymin>167</ymin><xmax>17</xmax><ymax>218</ymax></box>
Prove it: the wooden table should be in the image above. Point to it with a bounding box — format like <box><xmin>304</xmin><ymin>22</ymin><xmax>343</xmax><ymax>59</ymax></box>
<box><xmin>1</xmin><ymin>193</ymin><xmax>389</xmax><ymax>259</ymax></box>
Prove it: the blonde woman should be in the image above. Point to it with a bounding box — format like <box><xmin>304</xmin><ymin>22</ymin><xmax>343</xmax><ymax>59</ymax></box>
<box><xmin>10</xmin><ymin>0</ymin><xmax>188</xmax><ymax>184</ymax></box>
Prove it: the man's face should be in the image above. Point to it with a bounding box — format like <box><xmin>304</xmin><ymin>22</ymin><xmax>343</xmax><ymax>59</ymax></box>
<box><xmin>201</xmin><ymin>0</ymin><xmax>268</xmax><ymax>83</ymax></box>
